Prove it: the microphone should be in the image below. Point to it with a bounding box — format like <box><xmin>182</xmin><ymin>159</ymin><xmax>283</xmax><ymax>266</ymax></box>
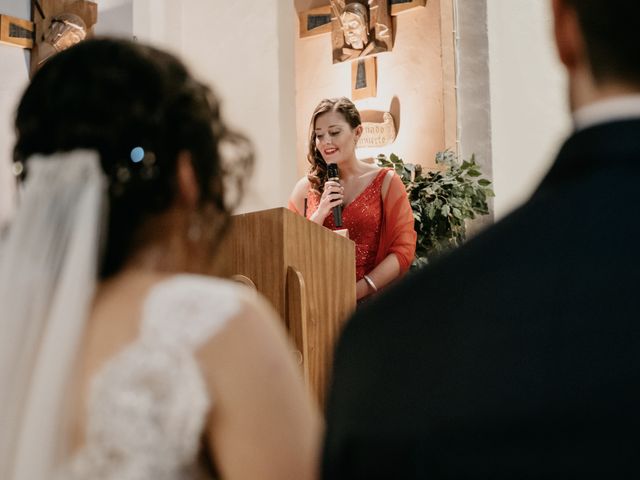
<box><xmin>327</xmin><ymin>163</ymin><xmax>343</xmax><ymax>227</ymax></box>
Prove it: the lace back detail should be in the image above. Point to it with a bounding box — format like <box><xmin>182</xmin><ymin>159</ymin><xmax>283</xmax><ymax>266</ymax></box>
<box><xmin>65</xmin><ymin>275</ymin><xmax>244</xmax><ymax>480</ymax></box>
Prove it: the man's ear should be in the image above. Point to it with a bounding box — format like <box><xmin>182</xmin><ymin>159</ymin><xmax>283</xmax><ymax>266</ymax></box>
<box><xmin>176</xmin><ymin>151</ymin><xmax>199</xmax><ymax>208</ymax></box>
<box><xmin>552</xmin><ymin>0</ymin><xmax>584</xmax><ymax>71</ymax></box>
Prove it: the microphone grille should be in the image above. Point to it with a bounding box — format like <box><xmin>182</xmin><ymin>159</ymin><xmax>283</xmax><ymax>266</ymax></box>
<box><xmin>327</xmin><ymin>163</ymin><xmax>339</xmax><ymax>179</ymax></box>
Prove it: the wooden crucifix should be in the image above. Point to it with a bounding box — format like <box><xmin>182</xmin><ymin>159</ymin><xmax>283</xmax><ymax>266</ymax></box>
<box><xmin>0</xmin><ymin>0</ymin><xmax>97</xmax><ymax>76</ymax></box>
<box><xmin>299</xmin><ymin>0</ymin><xmax>426</xmax><ymax>100</ymax></box>
<box><xmin>299</xmin><ymin>0</ymin><xmax>427</xmax><ymax>39</ymax></box>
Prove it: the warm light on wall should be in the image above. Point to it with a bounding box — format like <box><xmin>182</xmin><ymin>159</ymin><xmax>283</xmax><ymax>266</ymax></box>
<box><xmin>295</xmin><ymin>0</ymin><xmax>456</xmax><ymax>173</ymax></box>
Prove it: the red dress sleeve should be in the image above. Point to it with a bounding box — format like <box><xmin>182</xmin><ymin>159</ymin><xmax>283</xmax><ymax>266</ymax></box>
<box><xmin>374</xmin><ymin>172</ymin><xmax>417</xmax><ymax>275</ymax></box>
<box><xmin>287</xmin><ymin>198</ymin><xmax>301</xmax><ymax>215</ymax></box>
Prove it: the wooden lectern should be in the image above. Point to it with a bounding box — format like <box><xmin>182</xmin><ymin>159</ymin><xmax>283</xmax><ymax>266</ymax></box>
<box><xmin>214</xmin><ymin>207</ymin><xmax>356</xmax><ymax>407</ymax></box>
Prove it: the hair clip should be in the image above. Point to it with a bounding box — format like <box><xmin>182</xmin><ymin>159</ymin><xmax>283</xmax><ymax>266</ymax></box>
<box><xmin>130</xmin><ymin>146</ymin><xmax>145</xmax><ymax>163</ymax></box>
<box><xmin>111</xmin><ymin>147</ymin><xmax>158</xmax><ymax>197</ymax></box>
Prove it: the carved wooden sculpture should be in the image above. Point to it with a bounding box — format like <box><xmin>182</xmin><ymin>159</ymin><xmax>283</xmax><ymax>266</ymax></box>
<box><xmin>30</xmin><ymin>0</ymin><xmax>97</xmax><ymax>74</ymax></box>
<box><xmin>298</xmin><ymin>0</ymin><xmax>427</xmax><ymax>99</ymax></box>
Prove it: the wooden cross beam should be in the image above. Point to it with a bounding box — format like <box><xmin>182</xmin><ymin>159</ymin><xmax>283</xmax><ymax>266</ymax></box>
<box><xmin>0</xmin><ymin>14</ymin><xmax>35</xmax><ymax>48</ymax></box>
<box><xmin>0</xmin><ymin>2</ymin><xmax>51</xmax><ymax>49</ymax></box>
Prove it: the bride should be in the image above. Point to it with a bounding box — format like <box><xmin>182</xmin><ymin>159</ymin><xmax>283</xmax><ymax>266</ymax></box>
<box><xmin>0</xmin><ymin>38</ymin><xmax>321</xmax><ymax>480</ymax></box>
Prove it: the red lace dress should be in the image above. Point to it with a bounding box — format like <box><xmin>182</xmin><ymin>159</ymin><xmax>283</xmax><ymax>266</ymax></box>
<box><xmin>306</xmin><ymin>169</ymin><xmax>388</xmax><ymax>281</ymax></box>
<box><xmin>288</xmin><ymin>168</ymin><xmax>416</xmax><ymax>286</ymax></box>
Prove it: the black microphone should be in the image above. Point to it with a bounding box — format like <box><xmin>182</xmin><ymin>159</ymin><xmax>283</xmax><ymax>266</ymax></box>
<box><xmin>327</xmin><ymin>163</ymin><xmax>343</xmax><ymax>227</ymax></box>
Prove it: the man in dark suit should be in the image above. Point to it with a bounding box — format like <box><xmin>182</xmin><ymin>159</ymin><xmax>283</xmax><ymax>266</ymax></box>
<box><xmin>322</xmin><ymin>1</ymin><xmax>640</xmax><ymax>477</ymax></box>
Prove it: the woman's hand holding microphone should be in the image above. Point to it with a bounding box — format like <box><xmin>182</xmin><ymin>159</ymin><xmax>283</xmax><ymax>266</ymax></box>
<box><xmin>310</xmin><ymin>180</ymin><xmax>344</xmax><ymax>225</ymax></box>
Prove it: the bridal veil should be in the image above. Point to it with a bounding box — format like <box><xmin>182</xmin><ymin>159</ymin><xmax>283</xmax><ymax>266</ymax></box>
<box><xmin>0</xmin><ymin>151</ymin><xmax>105</xmax><ymax>479</ymax></box>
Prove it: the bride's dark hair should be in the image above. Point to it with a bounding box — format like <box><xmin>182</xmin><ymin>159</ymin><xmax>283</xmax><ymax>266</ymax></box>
<box><xmin>13</xmin><ymin>38</ymin><xmax>253</xmax><ymax>278</ymax></box>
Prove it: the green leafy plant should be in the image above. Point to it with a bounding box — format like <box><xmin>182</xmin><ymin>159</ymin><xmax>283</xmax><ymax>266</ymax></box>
<box><xmin>376</xmin><ymin>150</ymin><xmax>494</xmax><ymax>269</ymax></box>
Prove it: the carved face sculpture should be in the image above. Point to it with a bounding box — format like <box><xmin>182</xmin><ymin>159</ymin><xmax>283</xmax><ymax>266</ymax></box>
<box><xmin>340</xmin><ymin>4</ymin><xmax>369</xmax><ymax>50</ymax></box>
<box><xmin>45</xmin><ymin>13</ymin><xmax>87</xmax><ymax>52</ymax></box>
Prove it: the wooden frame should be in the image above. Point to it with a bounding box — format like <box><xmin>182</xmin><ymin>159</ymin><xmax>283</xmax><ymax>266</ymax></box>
<box><xmin>390</xmin><ymin>0</ymin><xmax>427</xmax><ymax>16</ymax></box>
<box><xmin>0</xmin><ymin>14</ymin><xmax>34</xmax><ymax>48</ymax></box>
<box><xmin>351</xmin><ymin>56</ymin><xmax>377</xmax><ymax>100</ymax></box>
<box><xmin>299</xmin><ymin>5</ymin><xmax>333</xmax><ymax>38</ymax></box>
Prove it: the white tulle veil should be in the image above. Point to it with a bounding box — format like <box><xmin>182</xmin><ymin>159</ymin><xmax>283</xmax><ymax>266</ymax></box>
<box><xmin>0</xmin><ymin>150</ymin><xmax>106</xmax><ymax>479</ymax></box>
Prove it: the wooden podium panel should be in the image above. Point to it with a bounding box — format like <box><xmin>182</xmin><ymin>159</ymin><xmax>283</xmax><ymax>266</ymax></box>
<box><xmin>214</xmin><ymin>208</ymin><xmax>356</xmax><ymax>406</ymax></box>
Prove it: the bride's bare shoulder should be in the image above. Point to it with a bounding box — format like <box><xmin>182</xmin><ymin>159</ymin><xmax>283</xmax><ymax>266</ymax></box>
<box><xmin>195</xmin><ymin>285</ymin><xmax>321</xmax><ymax>480</ymax></box>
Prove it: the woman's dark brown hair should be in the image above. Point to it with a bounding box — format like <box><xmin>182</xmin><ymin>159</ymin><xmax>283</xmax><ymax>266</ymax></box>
<box><xmin>306</xmin><ymin>97</ymin><xmax>361</xmax><ymax>193</ymax></box>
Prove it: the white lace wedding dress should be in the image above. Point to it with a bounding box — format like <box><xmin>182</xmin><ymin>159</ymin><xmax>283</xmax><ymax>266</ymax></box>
<box><xmin>62</xmin><ymin>274</ymin><xmax>245</xmax><ymax>480</ymax></box>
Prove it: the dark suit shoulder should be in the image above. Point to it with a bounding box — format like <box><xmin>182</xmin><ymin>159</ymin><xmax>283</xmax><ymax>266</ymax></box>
<box><xmin>324</xmin><ymin>154</ymin><xmax>640</xmax><ymax>477</ymax></box>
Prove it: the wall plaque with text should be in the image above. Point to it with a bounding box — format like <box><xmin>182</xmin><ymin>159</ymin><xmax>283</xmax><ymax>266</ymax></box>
<box><xmin>357</xmin><ymin>112</ymin><xmax>396</xmax><ymax>148</ymax></box>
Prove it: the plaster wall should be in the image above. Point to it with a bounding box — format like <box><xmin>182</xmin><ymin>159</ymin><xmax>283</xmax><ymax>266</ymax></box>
<box><xmin>453</xmin><ymin>0</ymin><xmax>493</xmax><ymax>232</ymax></box>
<box><xmin>95</xmin><ymin>0</ymin><xmax>133</xmax><ymax>38</ymax></box>
<box><xmin>294</xmin><ymin>0</ymin><xmax>455</xmax><ymax>176</ymax></box>
<box><xmin>98</xmin><ymin>0</ymin><xmax>297</xmax><ymax>212</ymax></box>
<box><xmin>0</xmin><ymin>0</ymin><xmax>572</xmax><ymax>226</ymax></box>
<box><xmin>486</xmin><ymin>0</ymin><xmax>570</xmax><ymax>219</ymax></box>
<box><xmin>178</xmin><ymin>0</ymin><xmax>297</xmax><ymax>212</ymax></box>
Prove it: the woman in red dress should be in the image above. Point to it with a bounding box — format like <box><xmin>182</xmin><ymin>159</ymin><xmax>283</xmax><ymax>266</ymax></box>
<box><xmin>288</xmin><ymin>97</ymin><xmax>416</xmax><ymax>301</ymax></box>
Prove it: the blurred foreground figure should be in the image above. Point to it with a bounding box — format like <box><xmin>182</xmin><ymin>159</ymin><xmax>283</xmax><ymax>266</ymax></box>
<box><xmin>0</xmin><ymin>38</ymin><xmax>320</xmax><ymax>480</ymax></box>
<box><xmin>323</xmin><ymin>1</ymin><xmax>640</xmax><ymax>478</ymax></box>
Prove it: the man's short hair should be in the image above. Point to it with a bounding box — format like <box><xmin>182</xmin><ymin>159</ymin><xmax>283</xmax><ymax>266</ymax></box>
<box><xmin>567</xmin><ymin>0</ymin><xmax>640</xmax><ymax>85</ymax></box>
